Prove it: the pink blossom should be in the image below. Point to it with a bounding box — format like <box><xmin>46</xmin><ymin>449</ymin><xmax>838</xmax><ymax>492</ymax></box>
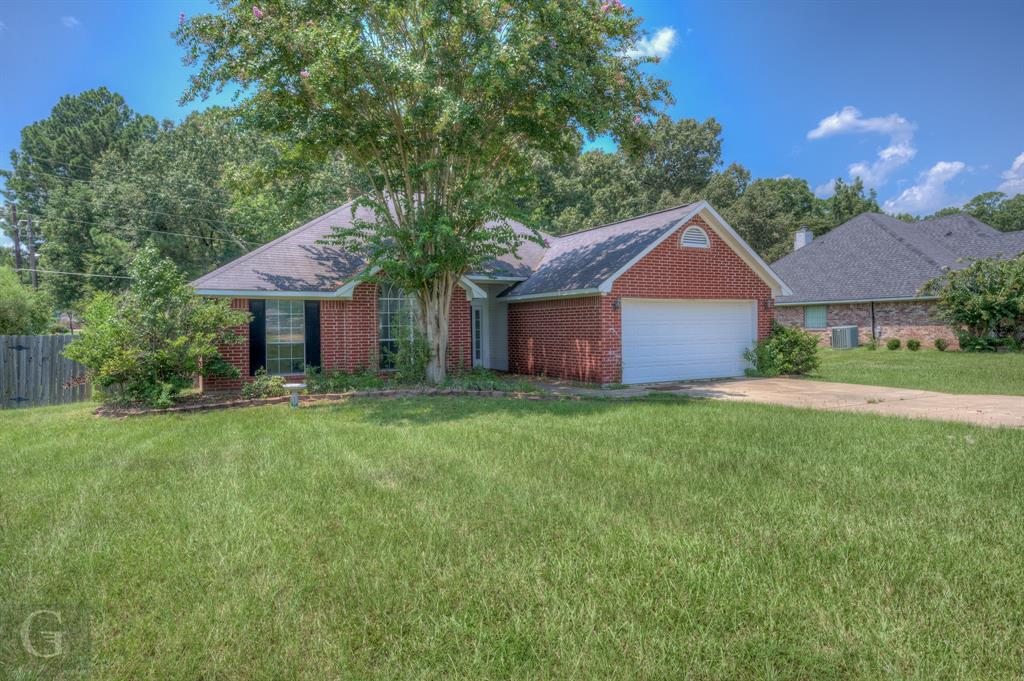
<box><xmin>633</xmin><ymin>114</ymin><xmax>642</xmax><ymax>124</ymax></box>
<box><xmin>300</xmin><ymin>70</ymin><xmax>310</xmax><ymax>79</ymax></box>
<box><xmin>178</xmin><ymin>12</ymin><xmax>185</xmax><ymax>26</ymax></box>
<box><xmin>252</xmin><ymin>6</ymin><xmax>264</xmax><ymax>19</ymax></box>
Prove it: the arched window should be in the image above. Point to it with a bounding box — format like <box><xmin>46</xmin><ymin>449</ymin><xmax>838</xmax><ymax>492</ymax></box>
<box><xmin>378</xmin><ymin>284</ymin><xmax>414</xmax><ymax>369</ymax></box>
<box><xmin>680</xmin><ymin>225</ymin><xmax>710</xmax><ymax>249</ymax></box>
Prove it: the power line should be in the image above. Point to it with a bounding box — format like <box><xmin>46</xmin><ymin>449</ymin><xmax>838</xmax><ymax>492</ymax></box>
<box><xmin>1</xmin><ymin>159</ymin><xmax>243</xmax><ymax>215</ymax></box>
<box><xmin>19</xmin><ymin>212</ymin><xmax>262</xmax><ymax>247</ymax></box>
<box><xmin>1</xmin><ymin>166</ymin><xmax>258</xmax><ymax>231</ymax></box>
<box><xmin>14</xmin><ymin>267</ymin><xmax>132</xmax><ymax>280</ymax></box>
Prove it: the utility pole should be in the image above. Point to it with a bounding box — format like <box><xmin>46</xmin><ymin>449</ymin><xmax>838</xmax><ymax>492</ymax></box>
<box><xmin>26</xmin><ymin>218</ymin><xmax>38</xmax><ymax>289</ymax></box>
<box><xmin>8</xmin><ymin>204</ymin><xmax>24</xmax><ymax>277</ymax></box>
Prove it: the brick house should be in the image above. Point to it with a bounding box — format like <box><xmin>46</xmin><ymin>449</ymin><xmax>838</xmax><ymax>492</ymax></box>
<box><xmin>191</xmin><ymin>200</ymin><xmax>789</xmax><ymax>389</ymax></box>
<box><xmin>772</xmin><ymin>213</ymin><xmax>1024</xmax><ymax>348</ymax></box>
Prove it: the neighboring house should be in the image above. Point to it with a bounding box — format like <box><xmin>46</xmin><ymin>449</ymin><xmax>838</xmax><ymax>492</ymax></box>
<box><xmin>773</xmin><ymin>213</ymin><xmax>1024</xmax><ymax>347</ymax></box>
<box><xmin>191</xmin><ymin>200</ymin><xmax>788</xmax><ymax>389</ymax></box>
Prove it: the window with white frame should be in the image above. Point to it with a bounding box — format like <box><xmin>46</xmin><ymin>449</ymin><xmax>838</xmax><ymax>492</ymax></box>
<box><xmin>680</xmin><ymin>225</ymin><xmax>710</xmax><ymax>249</ymax></box>
<box><xmin>803</xmin><ymin>305</ymin><xmax>827</xmax><ymax>329</ymax></box>
<box><xmin>379</xmin><ymin>284</ymin><xmax>414</xmax><ymax>369</ymax></box>
<box><xmin>266</xmin><ymin>299</ymin><xmax>305</xmax><ymax>374</ymax></box>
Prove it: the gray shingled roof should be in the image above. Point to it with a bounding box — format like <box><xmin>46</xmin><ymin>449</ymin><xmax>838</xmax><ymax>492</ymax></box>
<box><xmin>500</xmin><ymin>203</ymin><xmax>700</xmax><ymax>298</ymax></box>
<box><xmin>191</xmin><ymin>201</ymin><xmax>542</xmax><ymax>293</ymax></box>
<box><xmin>772</xmin><ymin>213</ymin><xmax>1024</xmax><ymax>305</ymax></box>
<box><xmin>192</xmin><ymin>201</ymin><xmax>704</xmax><ymax>297</ymax></box>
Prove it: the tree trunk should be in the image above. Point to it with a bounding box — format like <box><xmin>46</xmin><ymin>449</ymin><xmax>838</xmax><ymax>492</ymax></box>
<box><xmin>416</xmin><ymin>272</ymin><xmax>458</xmax><ymax>384</ymax></box>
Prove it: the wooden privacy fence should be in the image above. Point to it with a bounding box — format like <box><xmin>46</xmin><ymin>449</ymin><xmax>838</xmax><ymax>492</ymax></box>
<box><xmin>0</xmin><ymin>335</ymin><xmax>91</xmax><ymax>409</ymax></box>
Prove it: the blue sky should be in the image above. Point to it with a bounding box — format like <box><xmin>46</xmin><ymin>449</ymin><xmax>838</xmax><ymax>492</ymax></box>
<box><xmin>2</xmin><ymin>0</ymin><xmax>1023</xmax><ymax>238</ymax></box>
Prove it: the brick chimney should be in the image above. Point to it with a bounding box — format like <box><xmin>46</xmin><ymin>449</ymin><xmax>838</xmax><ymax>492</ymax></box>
<box><xmin>794</xmin><ymin>225</ymin><xmax>813</xmax><ymax>251</ymax></box>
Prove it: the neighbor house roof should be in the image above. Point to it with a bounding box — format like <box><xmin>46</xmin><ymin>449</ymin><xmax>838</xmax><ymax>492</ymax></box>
<box><xmin>772</xmin><ymin>212</ymin><xmax>1024</xmax><ymax>305</ymax></box>
<box><xmin>192</xmin><ymin>199</ymin><xmax>789</xmax><ymax>300</ymax></box>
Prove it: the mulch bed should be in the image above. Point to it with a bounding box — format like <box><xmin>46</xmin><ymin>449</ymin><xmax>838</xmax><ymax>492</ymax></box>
<box><xmin>95</xmin><ymin>388</ymin><xmax>573</xmax><ymax>418</ymax></box>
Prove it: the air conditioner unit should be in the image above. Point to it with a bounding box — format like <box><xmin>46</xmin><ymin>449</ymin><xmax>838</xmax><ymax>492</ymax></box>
<box><xmin>831</xmin><ymin>325</ymin><xmax>859</xmax><ymax>349</ymax></box>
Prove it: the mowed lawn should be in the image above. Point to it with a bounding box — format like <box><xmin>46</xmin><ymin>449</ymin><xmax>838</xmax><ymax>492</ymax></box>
<box><xmin>813</xmin><ymin>347</ymin><xmax>1024</xmax><ymax>395</ymax></box>
<box><xmin>2</xmin><ymin>397</ymin><xmax>1023</xmax><ymax>679</ymax></box>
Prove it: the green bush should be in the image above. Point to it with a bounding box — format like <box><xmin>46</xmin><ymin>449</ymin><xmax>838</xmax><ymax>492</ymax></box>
<box><xmin>442</xmin><ymin>368</ymin><xmax>538</xmax><ymax>393</ymax></box>
<box><xmin>242</xmin><ymin>369</ymin><xmax>288</xmax><ymax>399</ymax></box>
<box><xmin>305</xmin><ymin>366</ymin><xmax>386</xmax><ymax>393</ymax></box>
<box><xmin>906</xmin><ymin>339</ymin><xmax>921</xmax><ymax>351</ymax></box>
<box><xmin>0</xmin><ymin>266</ymin><xmax>51</xmax><ymax>334</ymax></box>
<box><xmin>924</xmin><ymin>257</ymin><xmax>1024</xmax><ymax>351</ymax></box>
<box><xmin>865</xmin><ymin>337</ymin><xmax>879</xmax><ymax>351</ymax></box>
<box><xmin>934</xmin><ymin>338</ymin><xmax>948</xmax><ymax>352</ymax></box>
<box><xmin>63</xmin><ymin>247</ymin><xmax>249</xmax><ymax>407</ymax></box>
<box><xmin>743</xmin><ymin>323</ymin><xmax>820</xmax><ymax>377</ymax></box>
<box><xmin>886</xmin><ymin>338</ymin><xmax>901</xmax><ymax>351</ymax></box>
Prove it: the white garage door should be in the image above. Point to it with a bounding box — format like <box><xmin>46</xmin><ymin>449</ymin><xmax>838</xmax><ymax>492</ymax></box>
<box><xmin>621</xmin><ymin>299</ymin><xmax>757</xmax><ymax>384</ymax></box>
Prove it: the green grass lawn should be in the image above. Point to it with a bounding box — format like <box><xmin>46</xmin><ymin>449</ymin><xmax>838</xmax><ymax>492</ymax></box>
<box><xmin>813</xmin><ymin>347</ymin><xmax>1024</xmax><ymax>395</ymax></box>
<box><xmin>2</xmin><ymin>397</ymin><xmax>1023</xmax><ymax>679</ymax></box>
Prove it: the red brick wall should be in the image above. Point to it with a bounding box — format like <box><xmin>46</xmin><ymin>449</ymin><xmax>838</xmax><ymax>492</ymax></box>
<box><xmin>507</xmin><ymin>215</ymin><xmax>776</xmax><ymax>384</ymax></box>
<box><xmin>507</xmin><ymin>296</ymin><xmax>613</xmax><ymax>383</ymax></box>
<box><xmin>203</xmin><ymin>284</ymin><xmax>472</xmax><ymax>392</ymax></box>
<box><xmin>777</xmin><ymin>300</ymin><xmax>959</xmax><ymax>349</ymax></box>
<box><xmin>200</xmin><ymin>298</ymin><xmax>250</xmax><ymax>392</ymax></box>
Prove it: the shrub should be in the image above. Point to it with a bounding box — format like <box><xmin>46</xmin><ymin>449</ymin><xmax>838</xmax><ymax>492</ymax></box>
<box><xmin>63</xmin><ymin>247</ymin><xmax>249</xmax><ymax>407</ymax></box>
<box><xmin>743</xmin><ymin>323</ymin><xmax>820</xmax><ymax>376</ymax></box>
<box><xmin>886</xmin><ymin>338</ymin><xmax>901</xmax><ymax>351</ymax></box>
<box><xmin>0</xmin><ymin>266</ymin><xmax>51</xmax><ymax>334</ymax></box>
<box><xmin>242</xmin><ymin>369</ymin><xmax>287</xmax><ymax>399</ymax></box>
<box><xmin>305</xmin><ymin>366</ymin><xmax>386</xmax><ymax>393</ymax></box>
<box><xmin>865</xmin><ymin>337</ymin><xmax>879</xmax><ymax>351</ymax></box>
<box><xmin>923</xmin><ymin>257</ymin><xmax>1024</xmax><ymax>351</ymax></box>
<box><xmin>934</xmin><ymin>338</ymin><xmax>948</xmax><ymax>352</ymax></box>
<box><xmin>443</xmin><ymin>367</ymin><xmax>538</xmax><ymax>393</ymax></box>
<box><xmin>906</xmin><ymin>339</ymin><xmax>921</xmax><ymax>351</ymax></box>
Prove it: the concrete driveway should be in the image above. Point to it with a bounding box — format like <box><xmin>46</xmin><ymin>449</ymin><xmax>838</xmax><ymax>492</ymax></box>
<box><xmin>537</xmin><ymin>377</ymin><xmax>1024</xmax><ymax>428</ymax></box>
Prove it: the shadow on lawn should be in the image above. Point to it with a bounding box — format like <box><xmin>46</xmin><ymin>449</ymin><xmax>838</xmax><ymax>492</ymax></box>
<box><xmin>304</xmin><ymin>393</ymin><xmax>697</xmax><ymax>426</ymax></box>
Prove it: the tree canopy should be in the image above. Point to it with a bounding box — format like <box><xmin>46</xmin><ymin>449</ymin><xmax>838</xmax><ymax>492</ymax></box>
<box><xmin>178</xmin><ymin>0</ymin><xmax>671</xmax><ymax>382</ymax></box>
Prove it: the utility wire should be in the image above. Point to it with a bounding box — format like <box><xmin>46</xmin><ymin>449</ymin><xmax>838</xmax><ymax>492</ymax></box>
<box><xmin>0</xmin><ymin>166</ymin><xmax>258</xmax><ymax>231</ymax></box>
<box><xmin>1</xmin><ymin>160</ymin><xmax>244</xmax><ymax>215</ymax></box>
<box><xmin>14</xmin><ymin>267</ymin><xmax>132</xmax><ymax>280</ymax></box>
<box><xmin>18</xmin><ymin>212</ymin><xmax>263</xmax><ymax>247</ymax></box>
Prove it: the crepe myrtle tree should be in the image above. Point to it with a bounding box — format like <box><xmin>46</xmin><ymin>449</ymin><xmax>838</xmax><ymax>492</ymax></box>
<box><xmin>178</xmin><ymin>0</ymin><xmax>670</xmax><ymax>382</ymax></box>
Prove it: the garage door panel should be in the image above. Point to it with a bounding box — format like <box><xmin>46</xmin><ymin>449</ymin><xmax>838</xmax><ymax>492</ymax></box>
<box><xmin>621</xmin><ymin>299</ymin><xmax>756</xmax><ymax>384</ymax></box>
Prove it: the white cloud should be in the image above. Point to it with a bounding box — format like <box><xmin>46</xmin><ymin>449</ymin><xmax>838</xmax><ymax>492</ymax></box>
<box><xmin>625</xmin><ymin>27</ymin><xmax>677</xmax><ymax>60</ymax></box>
<box><xmin>814</xmin><ymin>179</ymin><xmax>837</xmax><ymax>198</ymax></box>
<box><xmin>882</xmin><ymin>161</ymin><xmax>966</xmax><ymax>215</ymax></box>
<box><xmin>807</xmin><ymin>105</ymin><xmax>917</xmax><ymax>189</ymax></box>
<box><xmin>61</xmin><ymin>15</ymin><xmax>80</xmax><ymax>29</ymax></box>
<box><xmin>997</xmin><ymin>152</ymin><xmax>1024</xmax><ymax>197</ymax></box>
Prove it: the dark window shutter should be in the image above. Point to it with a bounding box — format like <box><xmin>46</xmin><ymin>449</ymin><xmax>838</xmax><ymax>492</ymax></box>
<box><xmin>304</xmin><ymin>300</ymin><xmax>321</xmax><ymax>369</ymax></box>
<box><xmin>249</xmin><ymin>300</ymin><xmax>266</xmax><ymax>376</ymax></box>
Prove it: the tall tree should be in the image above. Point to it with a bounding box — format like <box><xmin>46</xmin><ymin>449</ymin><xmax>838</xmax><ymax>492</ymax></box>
<box><xmin>821</xmin><ymin>177</ymin><xmax>879</xmax><ymax>227</ymax></box>
<box><xmin>958</xmin><ymin>191</ymin><xmax>1024</xmax><ymax>232</ymax></box>
<box><xmin>721</xmin><ymin>178</ymin><xmax>819</xmax><ymax>263</ymax></box>
<box><xmin>179</xmin><ymin>0</ymin><xmax>670</xmax><ymax>382</ymax></box>
<box><xmin>1</xmin><ymin>89</ymin><xmax>158</xmax><ymax>309</ymax></box>
<box><xmin>630</xmin><ymin>115</ymin><xmax>722</xmax><ymax>204</ymax></box>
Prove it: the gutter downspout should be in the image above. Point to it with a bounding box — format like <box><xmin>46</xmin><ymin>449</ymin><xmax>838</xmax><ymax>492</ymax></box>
<box><xmin>870</xmin><ymin>302</ymin><xmax>876</xmax><ymax>340</ymax></box>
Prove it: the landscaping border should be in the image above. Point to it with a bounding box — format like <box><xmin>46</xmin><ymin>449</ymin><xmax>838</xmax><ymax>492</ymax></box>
<box><xmin>95</xmin><ymin>388</ymin><xmax>574</xmax><ymax>418</ymax></box>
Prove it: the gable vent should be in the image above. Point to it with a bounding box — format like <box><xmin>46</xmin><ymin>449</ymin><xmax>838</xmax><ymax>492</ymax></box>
<box><xmin>680</xmin><ymin>225</ymin><xmax>710</xmax><ymax>249</ymax></box>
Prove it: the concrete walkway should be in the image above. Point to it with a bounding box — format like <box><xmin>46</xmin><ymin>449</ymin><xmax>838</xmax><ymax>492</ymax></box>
<box><xmin>534</xmin><ymin>377</ymin><xmax>1024</xmax><ymax>428</ymax></box>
